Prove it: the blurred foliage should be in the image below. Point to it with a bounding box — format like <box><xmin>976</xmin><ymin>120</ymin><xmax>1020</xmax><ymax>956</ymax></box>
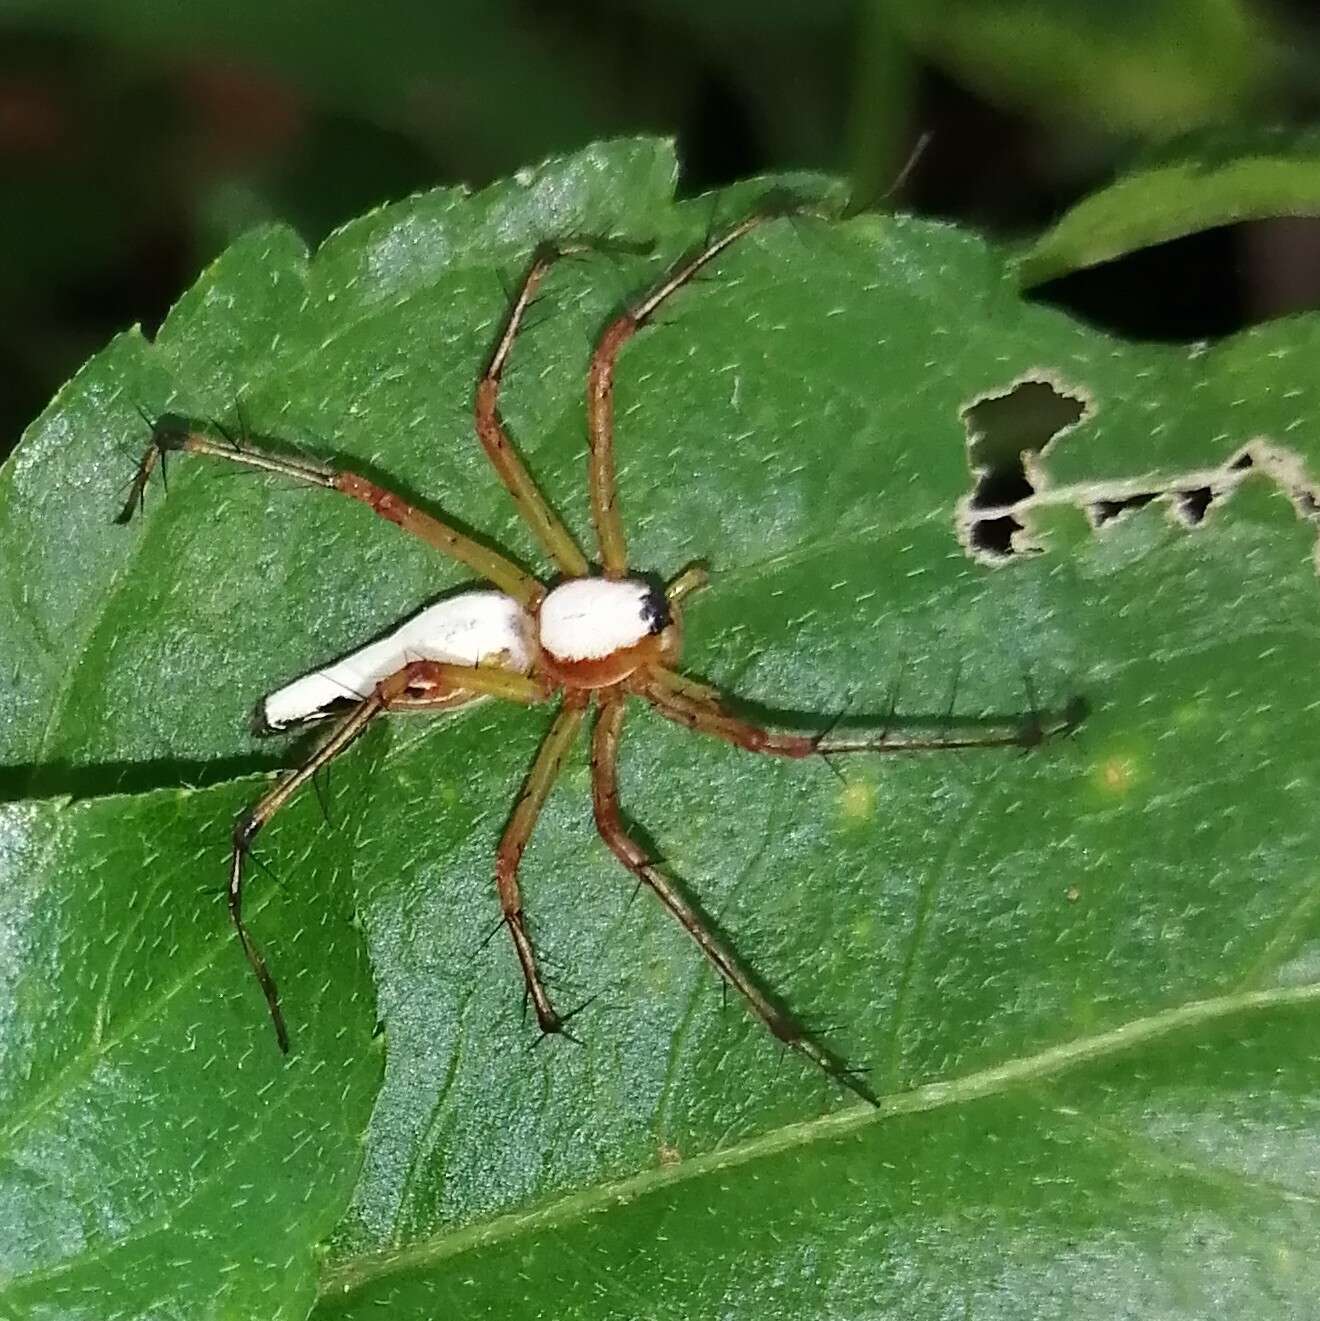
<box><xmin>877</xmin><ymin>0</ymin><xmax>1273</xmax><ymax>134</ymax></box>
<box><xmin>1018</xmin><ymin>124</ymin><xmax>1320</xmax><ymax>284</ymax></box>
<box><xmin>4</xmin><ymin>1</ymin><xmax>1320</xmax><ymax>455</ymax></box>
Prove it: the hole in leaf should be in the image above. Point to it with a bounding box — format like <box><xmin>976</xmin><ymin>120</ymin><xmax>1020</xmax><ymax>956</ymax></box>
<box><xmin>957</xmin><ymin>435</ymin><xmax>1320</xmax><ymax>575</ymax></box>
<box><xmin>965</xmin><ymin>380</ymin><xmax>1087</xmax><ymax>509</ymax></box>
<box><xmin>971</xmin><ymin>512</ymin><xmax>1025</xmax><ymax>556</ymax></box>
<box><xmin>960</xmin><ymin>376</ymin><xmax>1090</xmax><ymax>559</ymax></box>
<box><xmin>1177</xmin><ymin>487</ymin><xmax>1215</xmax><ymax>524</ymax></box>
<box><xmin>1092</xmin><ymin>492</ymin><xmax>1159</xmax><ymax>526</ymax></box>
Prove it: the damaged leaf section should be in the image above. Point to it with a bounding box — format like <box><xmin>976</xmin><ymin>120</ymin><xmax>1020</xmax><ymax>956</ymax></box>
<box><xmin>1094</xmin><ymin>487</ymin><xmax>1214</xmax><ymax>528</ymax></box>
<box><xmin>958</xmin><ymin>376</ymin><xmax>1320</xmax><ymax>567</ymax></box>
<box><xmin>1176</xmin><ymin>486</ymin><xmax>1214</xmax><ymax>525</ymax></box>
<box><xmin>1076</xmin><ymin>444</ymin><xmax>1320</xmax><ymax>540</ymax></box>
<box><xmin>1077</xmin><ymin>443</ymin><xmax>1320</xmax><ymax>539</ymax></box>
<box><xmin>958</xmin><ymin>394</ymin><xmax>1320</xmax><ymax>572</ymax></box>
<box><xmin>959</xmin><ymin>376</ymin><xmax>1091</xmax><ymax>559</ymax></box>
<box><xmin>1091</xmin><ymin>492</ymin><xmax>1159</xmax><ymax>525</ymax></box>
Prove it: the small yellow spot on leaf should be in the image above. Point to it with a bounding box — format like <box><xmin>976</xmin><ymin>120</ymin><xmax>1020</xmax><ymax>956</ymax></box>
<box><xmin>838</xmin><ymin>776</ymin><xmax>877</xmax><ymax>824</ymax></box>
<box><xmin>658</xmin><ymin>1143</ymin><xmax>682</xmax><ymax>1167</ymax></box>
<box><xmin>1065</xmin><ymin>886</ymin><xmax>1081</xmax><ymax>903</ymax></box>
<box><xmin>1093</xmin><ymin>753</ymin><xmax>1141</xmax><ymax>797</ymax></box>
<box><xmin>643</xmin><ymin>951</ymin><xmax>675</xmax><ymax>995</ymax></box>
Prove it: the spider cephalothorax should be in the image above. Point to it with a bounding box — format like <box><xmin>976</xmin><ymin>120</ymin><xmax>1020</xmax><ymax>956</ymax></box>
<box><xmin>537</xmin><ymin>577</ymin><xmax>677</xmax><ymax>686</ymax></box>
<box><xmin>120</xmin><ymin>214</ymin><xmax>1081</xmax><ymax>1103</ymax></box>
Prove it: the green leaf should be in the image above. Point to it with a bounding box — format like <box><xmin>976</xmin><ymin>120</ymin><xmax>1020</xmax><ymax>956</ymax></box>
<box><xmin>0</xmin><ymin>784</ymin><xmax>380</xmax><ymax>1318</ymax></box>
<box><xmin>1020</xmin><ymin>125</ymin><xmax>1320</xmax><ymax>286</ymax></box>
<box><xmin>1</xmin><ymin>0</ymin><xmax>618</xmax><ymax>182</ymax></box>
<box><xmin>876</xmin><ymin>0</ymin><xmax>1271</xmax><ymax>135</ymax></box>
<box><xmin>3</xmin><ymin>138</ymin><xmax>1320</xmax><ymax>1318</ymax></box>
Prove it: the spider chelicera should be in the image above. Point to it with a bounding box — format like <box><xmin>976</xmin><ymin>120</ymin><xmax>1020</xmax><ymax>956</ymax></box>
<box><xmin>120</xmin><ymin>212</ymin><xmax>1082</xmax><ymax>1105</ymax></box>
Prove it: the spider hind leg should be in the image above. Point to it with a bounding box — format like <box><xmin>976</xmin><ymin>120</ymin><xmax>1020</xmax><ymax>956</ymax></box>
<box><xmin>590</xmin><ymin>694</ymin><xmax>878</xmax><ymax>1107</ymax></box>
<box><xmin>643</xmin><ymin>666</ymin><xmax>1086</xmax><ymax>758</ymax></box>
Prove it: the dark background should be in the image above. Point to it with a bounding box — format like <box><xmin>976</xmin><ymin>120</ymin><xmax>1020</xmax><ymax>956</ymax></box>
<box><xmin>4</xmin><ymin>0</ymin><xmax>1320</xmax><ymax>460</ymax></box>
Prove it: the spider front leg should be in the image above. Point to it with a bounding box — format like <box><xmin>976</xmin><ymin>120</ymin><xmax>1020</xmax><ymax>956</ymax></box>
<box><xmin>587</xmin><ymin>215</ymin><xmax>772</xmax><ymax>576</ymax></box>
<box><xmin>118</xmin><ymin>415</ymin><xmax>542</xmax><ymax>607</ymax></box>
<box><xmin>476</xmin><ymin>245</ymin><xmax>592</xmax><ymax>579</ymax></box>
<box><xmin>231</xmin><ymin>660</ymin><xmax>521</xmax><ymax>1050</ymax></box>
<box><xmin>494</xmin><ymin>691</ymin><xmax>589</xmax><ymax>1036</ymax></box>
<box><xmin>590</xmin><ymin>694</ymin><xmax>877</xmax><ymax>1106</ymax></box>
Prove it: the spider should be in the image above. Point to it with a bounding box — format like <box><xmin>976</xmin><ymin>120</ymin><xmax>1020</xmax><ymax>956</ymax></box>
<box><xmin>119</xmin><ymin>212</ymin><xmax>1082</xmax><ymax>1105</ymax></box>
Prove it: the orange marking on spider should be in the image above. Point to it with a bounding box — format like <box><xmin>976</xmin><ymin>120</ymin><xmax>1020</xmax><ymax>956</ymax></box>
<box><xmin>118</xmin><ymin>212</ymin><xmax>1085</xmax><ymax>1107</ymax></box>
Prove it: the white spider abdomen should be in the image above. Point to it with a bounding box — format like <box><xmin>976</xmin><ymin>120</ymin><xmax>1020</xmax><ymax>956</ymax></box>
<box><xmin>260</xmin><ymin>589</ymin><xmax>535</xmax><ymax>731</ymax></box>
<box><xmin>538</xmin><ymin>576</ymin><xmax>668</xmax><ymax>662</ymax></box>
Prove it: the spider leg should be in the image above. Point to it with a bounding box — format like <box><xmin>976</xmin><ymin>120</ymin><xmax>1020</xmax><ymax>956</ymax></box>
<box><xmin>476</xmin><ymin>245</ymin><xmax>592</xmax><ymax>578</ymax></box>
<box><xmin>494</xmin><ymin>690</ymin><xmax>589</xmax><ymax>1035</ymax></box>
<box><xmin>118</xmin><ymin>416</ymin><xmax>542</xmax><ymax>607</ymax></box>
<box><xmin>231</xmin><ymin>661</ymin><xmax>491</xmax><ymax>1050</ymax></box>
<box><xmin>386</xmin><ymin>664</ymin><xmax>550</xmax><ymax>710</ymax></box>
<box><xmin>590</xmin><ymin>694</ymin><xmax>877</xmax><ymax>1107</ymax></box>
<box><xmin>643</xmin><ymin>666</ymin><xmax>1084</xmax><ymax>756</ymax></box>
<box><xmin>587</xmin><ymin>214</ymin><xmax>774</xmax><ymax>577</ymax></box>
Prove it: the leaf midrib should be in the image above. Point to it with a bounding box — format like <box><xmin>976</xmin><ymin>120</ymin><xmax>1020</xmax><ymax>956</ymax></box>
<box><xmin>317</xmin><ymin>980</ymin><xmax>1320</xmax><ymax>1302</ymax></box>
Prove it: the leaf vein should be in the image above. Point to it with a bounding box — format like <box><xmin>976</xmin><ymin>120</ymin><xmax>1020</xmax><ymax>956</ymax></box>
<box><xmin>318</xmin><ymin>981</ymin><xmax>1320</xmax><ymax>1302</ymax></box>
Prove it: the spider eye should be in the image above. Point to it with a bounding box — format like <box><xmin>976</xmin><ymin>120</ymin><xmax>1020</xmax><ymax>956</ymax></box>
<box><xmin>640</xmin><ymin>584</ymin><xmax>671</xmax><ymax>635</ymax></box>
